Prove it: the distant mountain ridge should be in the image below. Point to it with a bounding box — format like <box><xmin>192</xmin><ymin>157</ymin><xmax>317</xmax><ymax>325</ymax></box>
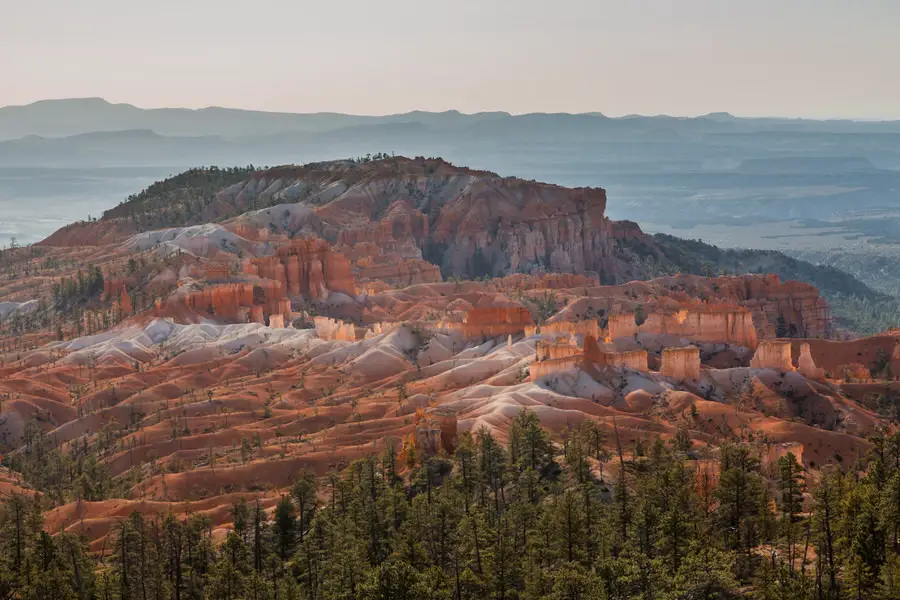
<box><xmin>4</xmin><ymin>97</ymin><xmax>900</xmax><ymax>141</ymax></box>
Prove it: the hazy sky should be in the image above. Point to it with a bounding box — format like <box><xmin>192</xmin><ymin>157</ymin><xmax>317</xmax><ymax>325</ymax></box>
<box><xmin>3</xmin><ymin>0</ymin><xmax>899</xmax><ymax>118</ymax></box>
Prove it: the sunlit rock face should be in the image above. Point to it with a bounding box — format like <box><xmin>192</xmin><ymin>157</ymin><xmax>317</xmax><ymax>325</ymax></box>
<box><xmin>608</xmin><ymin>306</ymin><xmax>758</xmax><ymax>349</ymax></box>
<box><xmin>660</xmin><ymin>346</ymin><xmax>701</xmax><ymax>381</ymax></box>
<box><xmin>751</xmin><ymin>340</ymin><xmax>794</xmax><ymax>370</ymax></box>
<box><xmin>797</xmin><ymin>343</ymin><xmax>826</xmax><ymax>380</ymax></box>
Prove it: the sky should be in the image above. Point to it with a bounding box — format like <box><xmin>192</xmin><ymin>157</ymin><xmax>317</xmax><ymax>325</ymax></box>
<box><xmin>3</xmin><ymin>0</ymin><xmax>900</xmax><ymax>119</ymax></box>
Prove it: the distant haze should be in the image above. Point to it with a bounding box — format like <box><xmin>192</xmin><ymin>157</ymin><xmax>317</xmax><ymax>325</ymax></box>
<box><xmin>3</xmin><ymin>0</ymin><xmax>899</xmax><ymax>119</ymax></box>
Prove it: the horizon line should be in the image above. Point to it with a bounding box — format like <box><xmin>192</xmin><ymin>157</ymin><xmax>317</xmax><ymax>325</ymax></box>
<box><xmin>3</xmin><ymin>96</ymin><xmax>900</xmax><ymax>123</ymax></box>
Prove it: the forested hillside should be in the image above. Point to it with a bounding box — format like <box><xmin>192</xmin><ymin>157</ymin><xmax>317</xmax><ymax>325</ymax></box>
<box><xmin>3</xmin><ymin>413</ymin><xmax>900</xmax><ymax>599</ymax></box>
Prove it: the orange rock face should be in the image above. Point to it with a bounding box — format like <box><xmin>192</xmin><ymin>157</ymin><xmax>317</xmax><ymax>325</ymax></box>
<box><xmin>203</xmin><ymin>262</ymin><xmax>231</xmax><ymax>281</ymax></box>
<box><xmin>797</xmin><ymin>343</ymin><xmax>825</xmax><ymax>380</ymax></box>
<box><xmin>529</xmin><ymin>355</ymin><xmax>584</xmax><ymax>381</ymax></box>
<box><xmin>450</xmin><ymin>307</ymin><xmax>534</xmax><ymax>339</ymax></box>
<box><xmin>608</xmin><ymin>306</ymin><xmax>758</xmax><ymax>348</ymax></box>
<box><xmin>249</xmin><ymin>239</ymin><xmax>356</xmax><ymax>301</ymax></box>
<box><xmin>660</xmin><ymin>346</ymin><xmax>701</xmax><ymax>381</ymax></box>
<box><xmin>154</xmin><ymin>282</ymin><xmax>292</xmax><ymax>325</ymax></box>
<box><xmin>531</xmin><ymin>334</ymin><xmax>651</xmax><ymax>381</ymax></box>
<box><xmin>314</xmin><ymin>317</ymin><xmax>358</xmax><ymax>341</ymax></box>
<box><xmin>743</xmin><ymin>274</ymin><xmax>831</xmax><ymax>338</ymax></box>
<box><xmin>535</xmin><ymin>339</ymin><xmax>582</xmax><ymax>361</ymax></box>
<box><xmin>352</xmin><ymin>256</ymin><xmax>442</xmax><ymax>287</ymax></box>
<box><xmin>171</xmin><ymin>284</ymin><xmax>256</xmax><ymax>320</ymax></box>
<box><xmin>595</xmin><ymin>349</ymin><xmax>649</xmax><ymax>372</ymax></box>
<box><xmin>528</xmin><ymin>319</ymin><xmax>603</xmax><ymax>340</ymax></box>
<box><xmin>119</xmin><ymin>289</ymin><xmax>133</xmax><ymax>317</ymax></box>
<box><xmin>751</xmin><ymin>340</ymin><xmax>794</xmax><ymax>370</ymax></box>
<box><xmin>414</xmin><ymin>407</ymin><xmax>458</xmax><ymax>455</ymax></box>
<box><xmin>560</xmin><ymin>274</ymin><xmax>831</xmax><ymax>343</ymax></box>
<box><xmin>337</xmin><ymin>199</ymin><xmax>429</xmax><ymax>248</ymax></box>
<box><xmin>103</xmin><ymin>278</ymin><xmax>127</xmax><ymax>301</ymax></box>
<box><xmin>790</xmin><ymin>336</ymin><xmax>900</xmax><ymax>379</ymax></box>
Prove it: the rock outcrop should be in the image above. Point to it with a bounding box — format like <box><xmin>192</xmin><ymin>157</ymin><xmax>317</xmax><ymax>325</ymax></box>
<box><xmin>536</xmin><ymin>338</ymin><xmax>582</xmax><ymax>362</ymax></box>
<box><xmin>155</xmin><ymin>282</ymin><xmax>293</xmax><ymax>325</ymax></box>
<box><xmin>245</xmin><ymin>239</ymin><xmax>355</xmax><ymax>301</ymax></box>
<box><xmin>529</xmin><ymin>356</ymin><xmax>583</xmax><ymax>381</ymax></box>
<box><xmin>660</xmin><ymin>346</ymin><xmax>702</xmax><ymax>381</ymax></box>
<box><xmin>751</xmin><ymin>340</ymin><xmax>794</xmax><ymax>370</ymax></box>
<box><xmin>797</xmin><ymin>343</ymin><xmax>825</xmax><ymax>380</ymax></box>
<box><xmin>527</xmin><ymin>319</ymin><xmax>603</xmax><ymax>340</ymax></box>
<box><xmin>102</xmin><ymin>278</ymin><xmax>127</xmax><ymax>300</ymax></box>
<box><xmin>790</xmin><ymin>336</ymin><xmax>900</xmax><ymax>379</ymax></box>
<box><xmin>414</xmin><ymin>407</ymin><xmax>458</xmax><ymax>455</ymax></box>
<box><xmin>118</xmin><ymin>289</ymin><xmax>132</xmax><ymax>317</ymax></box>
<box><xmin>352</xmin><ymin>256</ymin><xmax>442</xmax><ymax>287</ymax></box>
<box><xmin>314</xmin><ymin>317</ymin><xmax>359</xmax><ymax>341</ymax></box>
<box><xmin>608</xmin><ymin>306</ymin><xmax>758</xmax><ymax>348</ymax></box>
<box><xmin>441</xmin><ymin>307</ymin><xmax>534</xmax><ymax>339</ymax></box>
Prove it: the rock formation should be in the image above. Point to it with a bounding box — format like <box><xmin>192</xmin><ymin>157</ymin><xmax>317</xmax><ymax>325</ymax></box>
<box><xmin>743</xmin><ymin>274</ymin><xmax>831</xmax><ymax>338</ymax></box>
<box><xmin>797</xmin><ymin>343</ymin><xmax>825</xmax><ymax>380</ymax></box>
<box><xmin>203</xmin><ymin>262</ymin><xmax>232</xmax><ymax>281</ymax></box>
<box><xmin>414</xmin><ymin>407</ymin><xmax>458</xmax><ymax>455</ymax></box>
<box><xmin>529</xmin><ymin>356</ymin><xmax>583</xmax><ymax>381</ymax></box>
<box><xmin>196</xmin><ymin>158</ymin><xmax>655</xmax><ymax>282</ymax></box>
<box><xmin>535</xmin><ymin>338</ymin><xmax>582</xmax><ymax>361</ymax></box>
<box><xmin>527</xmin><ymin>319</ymin><xmax>603</xmax><ymax>340</ymax></box>
<box><xmin>608</xmin><ymin>306</ymin><xmax>758</xmax><ymax>348</ymax></box>
<box><xmin>442</xmin><ymin>307</ymin><xmax>534</xmax><ymax>339</ymax></box>
<box><xmin>531</xmin><ymin>334</ymin><xmax>651</xmax><ymax>381</ymax></box>
<box><xmin>751</xmin><ymin>340</ymin><xmax>794</xmax><ymax>370</ymax></box>
<box><xmin>167</xmin><ymin>284</ymin><xmax>255</xmax><ymax>321</ymax></box>
<box><xmin>660</xmin><ymin>346</ymin><xmax>701</xmax><ymax>381</ymax></box>
<box><xmin>352</xmin><ymin>256</ymin><xmax>442</xmax><ymax>287</ymax></box>
<box><xmin>118</xmin><ymin>289</ymin><xmax>132</xmax><ymax>317</ymax></box>
<box><xmin>790</xmin><ymin>336</ymin><xmax>900</xmax><ymax>379</ymax></box>
<box><xmin>102</xmin><ymin>277</ymin><xmax>127</xmax><ymax>301</ymax></box>
<box><xmin>314</xmin><ymin>317</ymin><xmax>359</xmax><ymax>341</ymax></box>
<box><xmin>246</xmin><ymin>239</ymin><xmax>356</xmax><ymax>301</ymax></box>
<box><xmin>154</xmin><ymin>282</ymin><xmax>292</xmax><ymax>325</ymax></box>
<box><xmin>595</xmin><ymin>349</ymin><xmax>649</xmax><ymax>372</ymax></box>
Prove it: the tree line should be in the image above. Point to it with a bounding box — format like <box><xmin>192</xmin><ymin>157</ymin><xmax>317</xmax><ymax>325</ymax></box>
<box><xmin>2</xmin><ymin>412</ymin><xmax>900</xmax><ymax>599</ymax></box>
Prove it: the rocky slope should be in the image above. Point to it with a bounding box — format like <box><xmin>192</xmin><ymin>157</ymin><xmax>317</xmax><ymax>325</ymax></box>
<box><xmin>43</xmin><ymin>157</ymin><xmax>652</xmax><ymax>284</ymax></box>
<box><xmin>1</xmin><ymin>156</ymin><xmax>898</xmax><ymax>552</ymax></box>
<box><xmin>41</xmin><ymin>157</ymin><xmax>892</xmax><ymax>334</ymax></box>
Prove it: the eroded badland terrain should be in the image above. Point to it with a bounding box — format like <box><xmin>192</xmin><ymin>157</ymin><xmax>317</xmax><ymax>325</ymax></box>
<box><xmin>1</xmin><ymin>156</ymin><xmax>899</xmax><ymax>595</ymax></box>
